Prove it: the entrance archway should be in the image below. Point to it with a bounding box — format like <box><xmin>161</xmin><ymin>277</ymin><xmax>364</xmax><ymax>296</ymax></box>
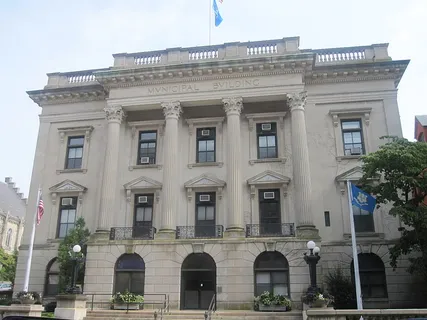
<box><xmin>180</xmin><ymin>253</ymin><xmax>216</xmax><ymax>310</ymax></box>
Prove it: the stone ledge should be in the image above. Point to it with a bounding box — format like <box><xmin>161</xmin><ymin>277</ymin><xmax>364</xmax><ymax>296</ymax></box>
<box><xmin>129</xmin><ymin>164</ymin><xmax>162</xmax><ymax>170</ymax></box>
<box><xmin>56</xmin><ymin>168</ymin><xmax>87</xmax><ymax>174</ymax></box>
<box><xmin>249</xmin><ymin>158</ymin><xmax>286</xmax><ymax>165</ymax></box>
<box><xmin>188</xmin><ymin>162</ymin><xmax>224</xmax><ymax>168</ymax></box>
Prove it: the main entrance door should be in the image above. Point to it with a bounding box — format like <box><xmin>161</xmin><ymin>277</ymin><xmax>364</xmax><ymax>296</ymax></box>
<box><xmin>181</xmin><ymin>253</ymin><xmax>216</xmax><ymax>310</ymax></box>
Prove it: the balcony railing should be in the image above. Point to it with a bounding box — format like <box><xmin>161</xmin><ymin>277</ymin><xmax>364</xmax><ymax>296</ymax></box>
<box><xmin>176</xmin><ymin>225</ymin><xmax>224</xmax><ymax>239</ymax></box>
<box><xmin>246</xmin><ymin>223</ymin><xmax>295</xmax><ymax>238</ymax></box>
<box><xmin>109</xmin><ymin>226</ymin><xmax>156</xmax><ymax>240</ymax></box>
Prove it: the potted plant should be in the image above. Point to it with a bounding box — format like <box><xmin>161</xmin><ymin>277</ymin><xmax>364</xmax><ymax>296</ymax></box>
<box><xmin>254</xmin><ymin>291</ymin><xmax>292</xmax><ymax>311</ymax></box>
<box><xmin>16</xmin><ymin>291</ymin><xmax>41</xmax><ymax>305</ymax></box>
<box><xmin>111</xmin><ymin>290</ymin><xmax>144</xmax><ymax>310</ymax></box>
<box><xmin>301</xmin><ymin>289</ymin><xmax>334</xmax><ymax>308</ymax></box>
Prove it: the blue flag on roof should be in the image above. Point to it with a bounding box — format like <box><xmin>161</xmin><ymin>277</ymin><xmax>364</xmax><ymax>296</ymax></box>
<box><xmin>350</xmin><ymin>183</ymin><xmax>376</xmax><ymax>214</ymax></box>
<box><xmin>213</xmin><ymin>0</ymin><xmax>223</xmax><ymax>27</ymax></box>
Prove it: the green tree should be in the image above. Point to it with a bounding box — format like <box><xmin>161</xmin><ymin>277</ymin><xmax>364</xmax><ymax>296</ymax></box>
<box><xmin>0</xmin><ymin>248</ymin><xmax>17</xmax><ymax>283</ymax></box>
<box><xmin>57</xmin><ymin>217</ymin><xmax>90</xmax><ymax>292</ymax></box>
<box><xmin>359</xmin><ymin>136</ymin><xmax>427</xmax><ymax>279</ymax></box>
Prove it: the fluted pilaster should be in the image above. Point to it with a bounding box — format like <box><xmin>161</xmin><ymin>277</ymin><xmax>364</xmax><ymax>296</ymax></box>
<box><xmin>97</xmin><ymin>106</ymin><xmax>126</xmax><ymax>232</ymax></box>
<box><xmin>159</xmin><ymin>101</ymin><xmax>182</xmax><ymax>235</ymax></box>
<box><xmin>223</xmin><ymin>97</ymin><xmax>244</xmax><ymax>234</ymax></box>
<box><xmin>287</xmin><ymin>92</ymin><xmax>318</xmax><ymax>237</ymax></box>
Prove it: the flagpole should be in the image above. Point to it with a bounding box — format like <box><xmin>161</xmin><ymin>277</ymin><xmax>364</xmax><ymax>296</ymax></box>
<box><xmin>208</xmin><ymin>0</ymin><xmax>212</xmax><ymax>44</ymax></box>
<box><xmin>347</xmin><ymin>180</ymin><xmax>363</xmax><ymax>310</ymax></box>
<box><xmin>23</xmin><ymin>186</ymin><xmax>41</xmax><ymax>292</ymax></box>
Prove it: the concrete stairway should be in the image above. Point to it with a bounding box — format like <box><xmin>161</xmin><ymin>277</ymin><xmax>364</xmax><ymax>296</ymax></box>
<box><xmin>84</xmin><ymin>309</ymin><xmax>303</xmax><ymax>320</ymax></box>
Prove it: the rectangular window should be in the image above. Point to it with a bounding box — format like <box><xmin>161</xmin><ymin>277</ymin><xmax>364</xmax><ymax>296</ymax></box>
<box><xmin>259</xmin><ymin>189</ymin><xmax>281</xmax><ymax>235</ymax></box>
<box><xmin>257</xmin><ymin>123</ymin><xmax>277</xmax><ymax>159</ymax></box>
<box><xmin>341</xmin><ymin>120</ymin><xmax>364</xmax><ymax>156</ymax></box>
<box><xmin>196</xmin><ymin>128</ymin><xmax>216</xmax><ymax>163</ymax></box>
<box><xmin>324</xmin><ymin>211</ymin><xmax>331</xmax><ymax>227</ymax></box>
<box><xmin>57</xmin><ymin>197</ymin><xmax>77</xmax><ymax>238</ymax></box>
<box><xmin>195</xmin><ymin>192</ymin><xmax>216</xmax><ymax>237</ymax></box>
<box><xmin>134</xmin><ymin>194</ymin><xmax>154</xmax><ymax>238</ymax></box>
<box><xmin>353</xmin><ymin>206</ymin><xmax>375</xmax><ymax>232</ymax></box>
<box><xmin>138</xmin><ymin>131</ymin><xmax>157</xmax><ymax>165</ymax></box>
<box><xmin>66</xmin><ymin>136</ymin><xmax>84</xmax><ymax>169</ymax></box>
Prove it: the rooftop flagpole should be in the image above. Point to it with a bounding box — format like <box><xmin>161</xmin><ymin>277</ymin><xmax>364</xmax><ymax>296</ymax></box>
<box><xmin>23</xmin><ymin>185</ymin><xmax>41</xmax><ymax>292</ymax></box>
<box><xmin>347</xmin><ymin>180</ymin><xmax>364</xmax><ymax>310</ymax></box>
<box><xmin>209</xmin><ymin>0</ymin><xmax>212</xmax><ymax>45</ymax></box>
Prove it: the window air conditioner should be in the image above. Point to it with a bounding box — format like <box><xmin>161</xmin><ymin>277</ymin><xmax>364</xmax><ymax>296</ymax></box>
<box><xmin>350</xmin><ymin>147</ymin><xmax>361</xmax><ymax>155</ymax></box>
<box><xmin>61</xmin><ymin>198</ymin><xmax>73</xmax><ymax>206</ymax></box>
<box><xmin>199</xmin><ymin>194</ymin><xmax>211</xmax><ymax>202</ymax></box>
<box><xmin>261</xmin><ymin>123</ymin><xmax>272</xmax><ymax>131</ymax></box>
<box><xmin>140</xmin><ymin>157</ymin><xmax>150</xmax><ymax>164</ymax></box>
<box><xmin>263</xmin><ymin>192</ymin><xmax>275</xmax><ymax>199</ymax></box>
<box><xmin>138</xmin><ymin>196</ymin><xmax>148</xmax><ymax>203</ymax></box>
<box><xmin>201</xmin><ymin>129</ymin><xmax>210</xmax><ymax>136</ymax></box>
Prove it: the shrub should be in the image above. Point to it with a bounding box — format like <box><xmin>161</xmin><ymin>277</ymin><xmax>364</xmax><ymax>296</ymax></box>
<box><xmin>324</xmin><ymin>267</ymin><xmax>356</xmax><ymax>309</ymax></box>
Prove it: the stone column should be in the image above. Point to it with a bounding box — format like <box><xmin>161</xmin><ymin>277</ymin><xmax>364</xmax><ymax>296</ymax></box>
<box><xmin>223</xmin><ymin>97</ymin><xmax>245</xmax><ymax>236</ymax></box>
<box><xmin>287</xmin><ymin>92</ymin><xmax>318</xmax><ymax>238</ymax></box>
<box><xmin>97</xmin><ymin>106</ymin><xmax>125</xmax><ymax>233</ymax></box>
<box><xmin>158</xmin><ymin>101</ymin><xmax>182</xmax><ymax>238</ymax></box>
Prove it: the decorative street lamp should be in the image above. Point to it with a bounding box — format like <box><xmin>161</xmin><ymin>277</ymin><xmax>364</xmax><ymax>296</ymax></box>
<box><xmin>66</xmin><ymin>244</ymin><xmax>85</xmax><ymax>294</ymax></box>
<box><xmin>303</xmin><ymin>240</ymin><xmax>321</xmax><ymax>293</ymax></box>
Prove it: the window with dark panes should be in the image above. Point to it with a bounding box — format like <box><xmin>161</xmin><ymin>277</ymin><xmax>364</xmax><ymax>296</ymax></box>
<box><xmin>254</xmin><ymin>251</ymin><xmax>290</xmax><ymax>297</ymax></box>
<box><xmin>351</xmin><ymin>253</ymin><xmax>388</xmax><ymax>299</ymax></box>
<box><xmin>341</xmin><ymin>120</ymin><xmax>364</xmax><ymax>156</ymax></box>
<box><xmin>44</xmin><ymin>258</ymin><xmax>60</xmax><ymax>296</ymax></box>
<box><xmin>257</xmin><ymin>123</ymin><xmax>277</xmax><ymax>159</ymax></box>
<box><xmin>353</xmin><ymin>205</ymin><xmax>375</xmax><ymax>232</ymax></box>
<box><xmin>195</xmin><ymin>192</ymin><xmax>216</xmax><ymax>237</ymax></box>
<box><xmin>57</xmin><ymin>197</ymin><xmax>77</xmax><ymax>238</ymax></box>
<box><xmin>197</xmin><ymin>128</ymin><xmax>216</xmax><ymax>163</ymax></box>
<box><xmin>114</xmin><ymin>254</ymin><xmax>145</xmax><ymax>294</ymax></box>
<box><xmin>134</xmin><ymin>194</ymin><xmax>153</xmax><ymax>238</ymax></box>
<box><xmin>66</xmin><ymin>136</ymin><xmax>84</xmax><ymax>169</ymax></box>
<box><xmin>259</xmin><ymin>189</ymin><xmax>281</xmax><ymax>235</ymax></box>
<box><xmin>138</xmin><ymin>131</ymin><xmax>157</xmax><ymax>164</ymax></box>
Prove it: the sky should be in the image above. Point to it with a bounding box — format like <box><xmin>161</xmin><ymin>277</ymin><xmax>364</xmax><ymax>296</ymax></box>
<box><xmin>0</xmin><ymin>0</ymin><xmax>426</xmax><ymax>197</ymax></box>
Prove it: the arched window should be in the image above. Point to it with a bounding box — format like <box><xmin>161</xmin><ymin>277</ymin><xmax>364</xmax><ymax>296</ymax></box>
<box><xmin>254</xmin><ymin>251</ymin><xmax>290</xmax><ymax>297</ymax></box>
<box><xmin>5</xmin><ymin>229</ymin><xmax>12</xmax><ymax>247</ymax></box>
<box><xmin>114</xmin><ymin>253</ymin><xmax>145</xmax><ymax>294</ymax></box>
<box><xmin>351</xmin><ymin>253</ymin><xmax>388</xmax><ymax>298</ymax></box>
<box><xmin>44</xmin><ymin>258</ymin><xmax>60</xmax><ymax>296</ymax></box>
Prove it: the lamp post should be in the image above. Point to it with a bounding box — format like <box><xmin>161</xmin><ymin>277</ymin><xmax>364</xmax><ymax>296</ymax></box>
<box><xmin>66</xmin><ymin>244</ymin><xmax>85</xmax><ymax>294</ymax></box>
<box><xmin>303</xmin><ymin>240</ymin><xmax>321</xmax><ymax>293</ymax></box>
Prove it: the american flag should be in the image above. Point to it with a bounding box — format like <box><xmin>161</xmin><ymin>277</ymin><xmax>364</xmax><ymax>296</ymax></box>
<box><xmin>36</xmin><ymin>191</ymin><xmax>44</xmax><ymax>226</ymax></box>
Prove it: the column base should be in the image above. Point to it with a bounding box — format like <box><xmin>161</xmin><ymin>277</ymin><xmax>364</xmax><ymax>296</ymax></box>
<box><xmin>155</xmin><ymin>229</ymin><xmax>176</xmax><ymax>240</ymax></box>
<box><xmin>55</xmin><ymin>294</ymin><xmax>87</xmax><ymax>320</ymax></box>
<box><xmin>224</xmin><ymin>228</ymin><xmax>245</xmax><ymax>239</ymax></box>
<box><xmin>90</xmin><ymin>230</ymin><xmax>110</xmax><ymax>242</ymax></box>
<box><xmin>296</xmin><ymin>225</ymin><xmax>320</xmax><ymax>239</ymax></box>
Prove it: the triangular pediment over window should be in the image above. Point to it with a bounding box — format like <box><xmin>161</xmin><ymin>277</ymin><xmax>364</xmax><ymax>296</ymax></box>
<box><xmin>49</xmin><ymin>180</ymin><xmax>87</xmax><ymax>193</ymax></box>
<box><xmin>247</xmin><ymin>170</ymin><xmax>291</xmax><ymax>186</ymax></box>
<box><xmin>184</xmin><ymin>174</ymin><xmax>226</xmax><ymax>189</ymax></box>
<box><xmin>124</xmin><ymin>176</ymin><xmax>162</xmax><ymax>191</ymax></box>
<box><xmin>335</xmin><ymin>166</ymin><xmax>364</xmax><ymax>183</ymax></box>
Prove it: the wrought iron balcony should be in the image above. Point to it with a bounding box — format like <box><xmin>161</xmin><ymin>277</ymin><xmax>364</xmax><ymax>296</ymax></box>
<box><xmin>109</xmin><ymin>226</ymin><xmax>156</xmax><ymax>240</ymax></box>
<box><xmin>245</xmin><ymin>223</ymin><xmax>295</xmax><ymax>238</ymax></box>
<box><xmin>176</xmin><ymin>225</ymin><xmax>224</xmax><ymax>239</ymax></box>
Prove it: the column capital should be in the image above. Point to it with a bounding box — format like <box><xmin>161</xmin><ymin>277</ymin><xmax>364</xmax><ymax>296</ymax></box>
<box><xmin>222</xmin><ymin>97</ymin><xmax>243</xmax><ymax>115</ymax></box>
<box><xmin>286</xmin><ymin>92</ymin><xmax>307</xmax><ymax>112</ymax></box>
<box><xmin>104</xmin><ymin>106</ymin><xmax>126</xmax><ymax>123</ymax></box>
<box><xmin>162</xmin><ymin>101</ymin><xmax>182</xmax><ymax>119</ymax></box>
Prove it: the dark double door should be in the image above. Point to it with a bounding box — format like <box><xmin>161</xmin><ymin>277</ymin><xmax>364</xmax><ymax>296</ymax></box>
<box><xmin>259</xmin><ymin>189</ymin><xmax>281</xmax><ymax>235</ymax></box>
<box><xmin>181</xmin><ymin>253</ymin><xmax>216</xmax><ymax>310</ymax></box>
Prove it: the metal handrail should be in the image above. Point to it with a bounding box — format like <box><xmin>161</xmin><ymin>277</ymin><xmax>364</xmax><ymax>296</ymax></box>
<box><xmin>85</xmin><ymin>293</ymin><xmax>166</xmax><ymax>313</ymax></box>
<box><xmin>204</xmin><ymin>294</ymin><xmax>216</xmax><ymax>320</ymax></box>
<box><xmin>153</xmin><ymin>295</ymin><xmax>169</xmax><ymax>320</ymax></box>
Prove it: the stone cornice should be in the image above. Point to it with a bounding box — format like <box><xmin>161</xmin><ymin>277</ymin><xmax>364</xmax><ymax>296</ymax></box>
<box><xmin>306</xmin><ymin>59</ymin><xmax>409</xmax><ymax>86</ymax></box>
<box><xmin>27</xmin><ymin>84</ymin><xmax>107</xmax><ymax>106</ymax></box>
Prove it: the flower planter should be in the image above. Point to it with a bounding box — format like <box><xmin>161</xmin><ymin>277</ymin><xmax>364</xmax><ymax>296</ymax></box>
<box><xmin>259</xmin><ymin>304</ymin><xmax>290</xmax><ymax>312</ymax></box>
<box><xmin>310</xmin><ymin>300</ymin><xmax>328</xmax><ymax>308</ymax></box>
<box><xmin>113</xmin><ymin>303</ymin><xmax>141</xmax><ymax>310</ymax></box>
<box><xmin>19</xmin><ymin>298</ymin><xmax>36</xmax><ymax>305</ymax></box>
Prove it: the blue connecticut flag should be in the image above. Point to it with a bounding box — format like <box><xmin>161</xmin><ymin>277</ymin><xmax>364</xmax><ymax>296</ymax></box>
<box><xmin>213</xmin><ymin>0</ymin><xmax>223</xmax><ymax>26</ymax></box>
<box><xmin>350</xmin><ymin>183</ymin><xmax>376</xmax><ymax>214</ymax></box>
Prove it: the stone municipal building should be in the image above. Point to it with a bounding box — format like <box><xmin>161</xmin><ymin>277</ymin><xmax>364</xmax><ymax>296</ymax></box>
<box><xmin>16</xmin><ymin>37</ymin><xmax>417</xmax><ymax>309</ymax></box>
